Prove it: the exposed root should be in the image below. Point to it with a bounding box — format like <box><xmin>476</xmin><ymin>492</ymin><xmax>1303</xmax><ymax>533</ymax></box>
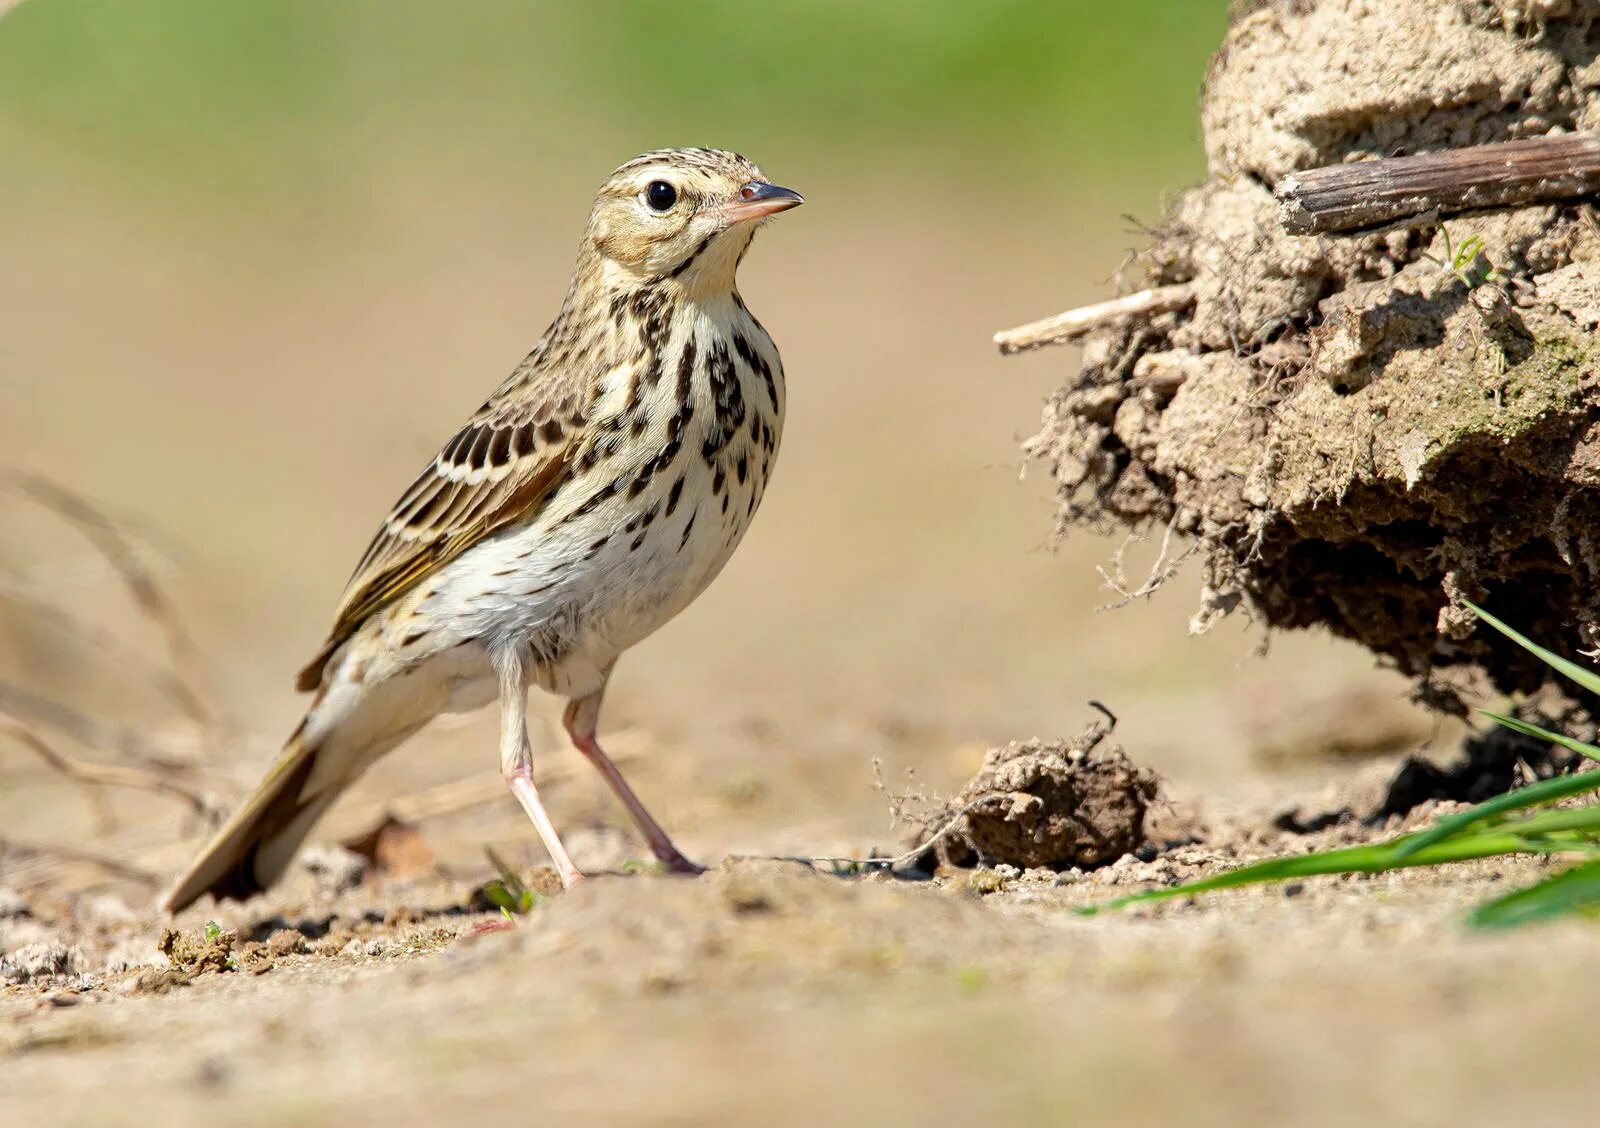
<box><xmin>1096</xmin><ymin>517</ymin><xmax>1199</xmax><ymax>611</ymax></box>
<box><xmin>0</xmin><ymin>835</ymin><xmax>163</xmax><ymax>889</ymax></box>
<box><xmin>729</xmin><ymin>793</ymin><xmax>1015</xmax><ymax>876</ymax></box>
<box><xmin>0</xmin><ymin>470</ymin><xmax>237</xmax><ymax>889</ymax></box>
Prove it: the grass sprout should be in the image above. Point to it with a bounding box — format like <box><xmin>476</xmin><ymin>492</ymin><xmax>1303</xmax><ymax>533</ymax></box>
<box><xmin>478</xmin><ymin>846</ymin><xmax>540</xmax><ymax>916</ymax></box>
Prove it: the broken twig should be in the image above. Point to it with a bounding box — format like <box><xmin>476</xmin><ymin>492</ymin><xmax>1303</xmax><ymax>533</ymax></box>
<box><xmin>1</xmin><ymin>710</ymin><xmax>220</xmax><ymax>819</ymax></box>
<box><xmin>1276</xmin><ymin>131</ymin><xmax>1600</xmax><ymax>235</ymax></box>
<box><xmin>0</xmin><ymin>835</ymin><xmax>162</xmax><ymax>889</ymax></box>
<box><xmin>0</xmin><ymin>681</ymin><xmax>196</xmax><ymax>773</ymax></box>
<box><xmin>993</xmin><ymin>283</ymin><xmax>1196</xmax><ymax>355</ymax></box>
<box><xmin>2</xmin><ymin>470</ymin><xmax>223</xmax><ymax>737</ymax></box>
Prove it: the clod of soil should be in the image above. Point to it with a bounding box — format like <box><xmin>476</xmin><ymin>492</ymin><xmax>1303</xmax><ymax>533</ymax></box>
<box><xmin>921</xmin><ymin>724</ymin><xmax>1160</xmax><ymax>870</ymax></box>
<box><xmin>1027</xmin><ymin>0</ymin><xmax>1600</xmax><ymax>709</ymax></box>
<box><xmin>159</xmin><ymin>925</ymin><xmax>236</xmax><ymax>977</ymax></box>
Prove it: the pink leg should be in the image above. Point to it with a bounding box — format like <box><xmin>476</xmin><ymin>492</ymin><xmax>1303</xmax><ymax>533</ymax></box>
<box><xmin>496</xmin><ymin>648</ymin><xmax>584</xmax><ymax>890</ymax></box>
<box><xmin>564</xmin><ymin>692</ymin><xmax>703</xmax><ymax>875</ymax></box>
<box><xmin>506</xmin><ymin>766</ymin><xmax>585</xmax><ymax>890</ymax></box>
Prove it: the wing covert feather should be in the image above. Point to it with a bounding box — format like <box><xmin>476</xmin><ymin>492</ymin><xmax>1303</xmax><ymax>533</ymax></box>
<box><xmin>294</xmin><ymin>357</ymin><xmax>612</xmax><ymax>691</ymax></box>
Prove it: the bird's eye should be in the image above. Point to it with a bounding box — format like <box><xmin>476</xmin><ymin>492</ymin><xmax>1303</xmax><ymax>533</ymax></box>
<box><xmin>644</xmin><ymin>181</ymin><xmax>677</xmax><ymax>211</ymax></box>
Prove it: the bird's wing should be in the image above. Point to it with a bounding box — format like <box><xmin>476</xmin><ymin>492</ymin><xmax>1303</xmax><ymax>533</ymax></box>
<box><xmin>294</xmin><ymin>357</ymin><xmax>605</xmax><ymax>691</ymax></box>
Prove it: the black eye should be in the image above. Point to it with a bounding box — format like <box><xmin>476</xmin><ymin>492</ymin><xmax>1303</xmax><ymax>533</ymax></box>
<box><xmin>645</xmin><ymin>181</ymin><xmax>677</xmax><ymax>211</ymax></box>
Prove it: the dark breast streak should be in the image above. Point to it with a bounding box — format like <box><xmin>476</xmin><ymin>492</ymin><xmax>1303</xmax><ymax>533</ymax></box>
<box><xmin>553</xmin><ymin>286</ymin><xmax>782</xmax><ymax>547</ymax></box>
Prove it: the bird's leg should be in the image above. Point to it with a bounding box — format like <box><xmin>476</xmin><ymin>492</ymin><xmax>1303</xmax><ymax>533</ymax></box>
<box><xmin>495</xmin><ymin>647</ymin><xmax>584</xmax><ymax>890</ymax></box>
<box><xmin>564</xmin><ymin>683</ymin><xmax>703</xmax><ymax>875</ymax></box>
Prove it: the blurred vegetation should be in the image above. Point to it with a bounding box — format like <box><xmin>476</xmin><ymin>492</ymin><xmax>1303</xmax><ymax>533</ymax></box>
<box><xmin>0</xmin><ymin>0</ymin><xmax>1227</xmax><ymax>205</ymax></box>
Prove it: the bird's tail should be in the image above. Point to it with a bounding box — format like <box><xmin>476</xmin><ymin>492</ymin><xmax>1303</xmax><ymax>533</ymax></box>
<box><xmin>160</xmin><ymin>721</ymin><xmax>346</xmax><ymax>914</ymax></box>
<box><xmin>162</xmin><ymin>642</ymin><xmax>468</xmax><ymax>914</ymax></box>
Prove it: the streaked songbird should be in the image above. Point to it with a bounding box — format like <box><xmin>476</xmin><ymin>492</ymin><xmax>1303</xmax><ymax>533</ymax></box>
<box><xmin>163</xmin><ymin>148</ymin><xmax>802</xmax><ymax>911</ymax></box>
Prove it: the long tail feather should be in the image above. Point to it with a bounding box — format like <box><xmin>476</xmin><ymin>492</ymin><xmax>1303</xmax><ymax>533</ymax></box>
<box><xmin>161</xmin><ymin>727</ymin><xmax>338</xmax><ymax>913</ymax></box>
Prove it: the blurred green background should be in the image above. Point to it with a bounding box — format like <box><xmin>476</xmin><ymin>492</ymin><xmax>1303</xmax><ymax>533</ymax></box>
<box><xmin>2</xmin><ymin>0</ymin><xmax>1412</xmax><ymax>867</ymax></box>
<box><xmin>0</xmin><ymin>1</ymin><xmax>1223</xmax><ymax>217</ymax></box>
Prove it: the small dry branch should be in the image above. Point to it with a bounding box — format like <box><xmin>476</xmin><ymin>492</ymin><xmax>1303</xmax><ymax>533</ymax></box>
<box><xmin>993</xmin><ymin>283</ymin><xmax>1196</xmax><ymax>355</ymax></box>
<box><xmin>1276</xmin><ymin>131</ymin><xmax>1600</xmax><ymax>235</ymax></box>
<box><xmin>0</xmin><ymin>835</ymin><xmax>162</xmax><ymax>889</ymax></box>
<box><xmin>1</xmin><ymin>470</ymin><xmax>223</xmax><ymax>736</ymax></box>
<box><xmin>0</xmin><ymin>681</ymin><xmax>195</xmax><ymax>773</ymax></box>
<box><xmin>1</xmin><ymin>711</ymin><xmax>220</xmax><ymax>820</ymax></box>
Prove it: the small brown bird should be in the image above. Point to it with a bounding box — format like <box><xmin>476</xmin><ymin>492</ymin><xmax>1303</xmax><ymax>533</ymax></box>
<box><xmin>163</xmin><ymin>148</ymin><xmax>802</xmax><ymax>911</ymax></box>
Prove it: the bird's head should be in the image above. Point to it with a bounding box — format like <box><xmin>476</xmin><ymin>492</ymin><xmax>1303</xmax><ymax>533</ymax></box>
<box><xmin>584</xmin><ymin>148</ymin><xmax>803</xmax><ymax>295</ymax></box>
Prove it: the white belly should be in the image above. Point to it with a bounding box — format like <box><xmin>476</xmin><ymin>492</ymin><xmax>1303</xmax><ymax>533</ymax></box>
<box><xmin>414</xmin><ymin>435</ymin><xmax>772</xmax><ymax>699</ymax></box>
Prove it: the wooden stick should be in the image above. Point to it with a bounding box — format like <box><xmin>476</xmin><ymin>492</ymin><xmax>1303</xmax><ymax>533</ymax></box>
<box><xmin>993</xmin><ymin>283</ymin><xmax>1196</xmax><ymax>355</ymax></box>
<box><xmin>1276</xmin><ymin>132</ymin><xmax>1600</xmax><ymax>235</ymax></box>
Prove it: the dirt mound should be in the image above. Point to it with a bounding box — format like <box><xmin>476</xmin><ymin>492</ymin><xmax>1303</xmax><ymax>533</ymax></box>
<box><xmin>1028</xmin><ymin>0</ymin><xmax>1600</xmax><ymax>707</ymax></box>
<box><xmin>918</xmin><ymin>722</ymin><xmax>1159</xmax><ymax>870</ymax></box>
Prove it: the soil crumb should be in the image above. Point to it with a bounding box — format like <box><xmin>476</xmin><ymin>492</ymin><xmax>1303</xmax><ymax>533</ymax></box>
<box><xmin>921</xmin><ymin>721</ymin><xmax>1160</xmax><ymax>870</ymax></box>
<box><xmin>1027</xmin><ymin>0</ymin><xmax>1600</xmax><ymax>709</ymax></box>
<box><xmin>159</xmin><ymin>924</ymin><xmax>236</xmax><ymax>977</ymax></box>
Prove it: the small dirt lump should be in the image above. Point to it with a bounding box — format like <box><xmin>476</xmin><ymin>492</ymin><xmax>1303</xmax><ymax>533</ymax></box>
<box><xmin>923</xmin><ymin>725</ymin><xmax>1159</xmax><ymax>871</ymax></box>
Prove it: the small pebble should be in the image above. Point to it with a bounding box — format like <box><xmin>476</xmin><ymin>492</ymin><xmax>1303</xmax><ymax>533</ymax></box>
<box><xmin>301</xmin><ymin>846</ymin><xmax>368</xmax><ymax>895</ymax></box>
<box><xmin>266</xmin><ymin>928</ymin><xmax>308</xmax><ymax>957</ymax></box>
<box><xmin>1</xmin><ymin>942</ymin><xmax>85</xmax><ymax>984</ymax></box>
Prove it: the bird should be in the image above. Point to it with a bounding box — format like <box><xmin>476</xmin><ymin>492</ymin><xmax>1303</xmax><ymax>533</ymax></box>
<box><xmin>162</xmin><ymin>148</ymin><xmax>803</xmax><ymax>912</ymax></box>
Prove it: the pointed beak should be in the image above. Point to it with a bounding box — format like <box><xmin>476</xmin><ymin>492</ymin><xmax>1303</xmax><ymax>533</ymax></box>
<box><xmin>723</xmin><ymin>181</ymin><xmax>804</xmax><ymax>224</ymax></box>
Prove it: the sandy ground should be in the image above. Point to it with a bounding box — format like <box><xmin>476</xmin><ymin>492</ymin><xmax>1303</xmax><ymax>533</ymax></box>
<box><xmin>6</xmin><ymin>837</ymin><xmax>1600</xmax><ymax>1127</ymax></box>
<box><xmin>4</xmin><ymin>148</ymin><xmax>1596</xmax><ymax>1122</ymax></box>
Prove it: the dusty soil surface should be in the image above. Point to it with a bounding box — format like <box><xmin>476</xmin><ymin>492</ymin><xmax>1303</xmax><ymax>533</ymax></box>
<box><xmin>6</xmin><ymin>789</ymin><xmax>1600</xmax><ymax>1128</ymax></box>
<box><xmin>1029</xmin><ymin>0</ymin><xmax>1600</xmax><ymax>706</ymax></box>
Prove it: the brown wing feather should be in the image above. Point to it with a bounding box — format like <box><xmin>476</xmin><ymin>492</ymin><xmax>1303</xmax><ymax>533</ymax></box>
<box><xmin>295</xmin><ymin>357</ymin><xmax>602</xmax><ymax>692</ymax></box>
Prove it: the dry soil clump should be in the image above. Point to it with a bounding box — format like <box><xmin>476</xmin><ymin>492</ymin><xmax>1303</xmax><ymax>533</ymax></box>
<box><xmin>922</xmin><ymin>724</ymin><xmax>1159</xmax><ymax>870</ymax></box>
<box><xmin>1030</xmin><ymin>0</ymin><xmax>1600</xmax><ymax>707</ymax></box>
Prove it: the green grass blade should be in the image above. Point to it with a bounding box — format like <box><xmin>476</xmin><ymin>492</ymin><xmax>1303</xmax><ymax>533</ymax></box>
<box><xmin>1469</xmin><ymin>857</ymin><xmax>1600</xmax><ymax>928</ymax></box>
<box><xmin>1465</xmin><ymin>600</ymin><xmax>1600</xmax><ymax>697</ymax></box>
<box><xmin>1477</xmin><ymin>710</ymin><xmax>1600</xmax><ymax>764</ymax></box>
<box><xmin>1392</xmin><ymin>766</ymin><xmax>1600</xmax><ymax>860</ymax></box>
<box><xmin>1079</xmin><ymin>829</ymin><xmax>1550</xmax><ymax>916</ymax></box>
<box><xmin>1480</xmin><ymin>804</ymin><xmax>1600</xmax><ymax>840</ymax></box>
